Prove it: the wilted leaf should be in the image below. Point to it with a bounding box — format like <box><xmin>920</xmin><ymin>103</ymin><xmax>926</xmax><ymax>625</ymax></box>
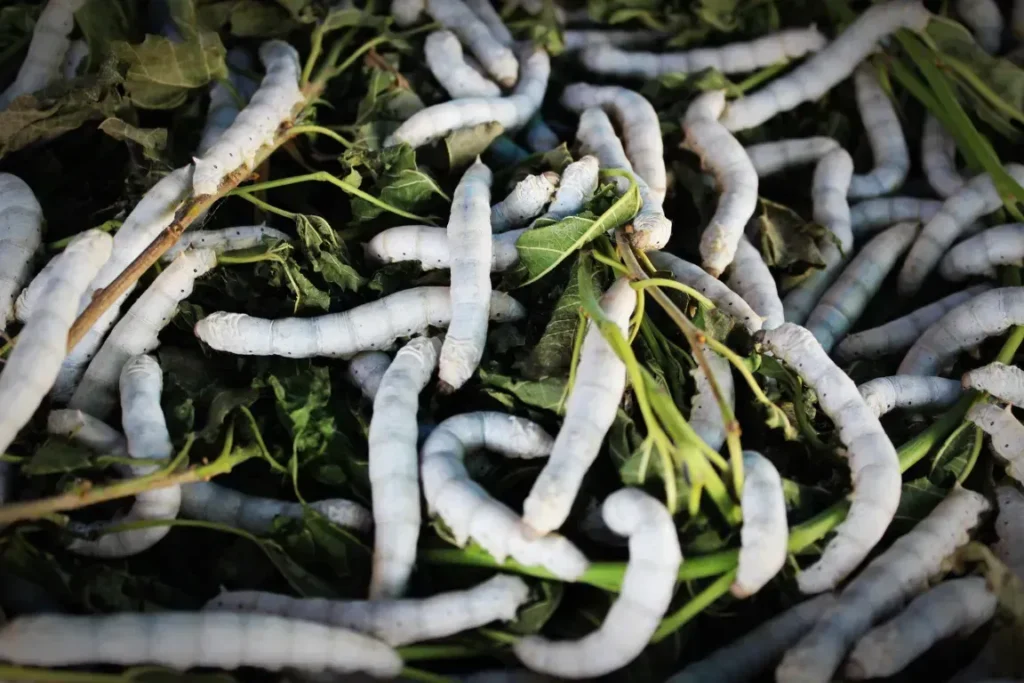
<box><xmin>442</xmin><ymin>121</ymin><xmax>505</xmax><ymax>170</ymax></box>
<box><xmin>112</xmin><ymin>32</ymin><xmax>227</xmax><ymax>109</ymax></box>
<box><xmin>98</xmin><ymin>117</ymin><xmax>167</xmax><ymax>160</ymax></box>
<box><xmin>226</xmin><ymin>0</ymin><xmax>300</xmax><ymax>36</ymax></box>
<box><xmin>753</xmin><ymin>198</ymin><xmax>833</xmax><ymax>287</ymax></box>
<box><xmin>294</xmin><ymin>214</ymin><xmax>366</xmax><ymax>292</ymax></box>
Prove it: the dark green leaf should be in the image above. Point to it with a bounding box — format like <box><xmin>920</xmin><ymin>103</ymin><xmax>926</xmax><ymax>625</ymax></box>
<box><xmin>367</xmin><ymin>261</ymin><xmax>425</xmax><ymax>294</ymax></box>
<box><xmin>75</xmin><ymin>0</ymin><xmax>139</xmax><ymax>66</ymax></box>
<box><xmin>523</xmin><ymin>255</ymin><xmax>591</xmax><ymax>379</ymax></box>
<box><xmin>293</xmin><ymin>214</ymin><xmax>366</xmax><ymax>292</ymax></box>
<box><xmin>753</xmin><ymin>198</ymin><xmax>832</xmax><ymax>287</ymax></box>
<box><xmin>22</xmin><ymin>439</ymin><xmax>101</xmax><ymax>475</ymax></box>
<box><xmin>479</xmin><ymin>369</ymin><xmax>567</xmax><ymax>416</ymax></box>
<box><xmin>227</xmin><ymin>0</ymin><xmax>300</xmax><ymax>36</ymax></box>
<box><xmin>443</xmin><ymin>121</ymin><xmax>505</xmax><ymax>170</ymax></box>
<box><xmin>112</xmin><ymin>32</ymin><xmax>227</xmax><ymax>109</ymax></box>
<box><xmin>508</xmin><ymin>581</ymin><xmax>563</xmax><ymax>635</ymax></box>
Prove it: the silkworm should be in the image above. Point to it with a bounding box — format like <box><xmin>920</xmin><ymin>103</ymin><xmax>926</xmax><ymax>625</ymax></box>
<box><xmin>420</xmin><ymin>412</ymin><xmax>589</xmax><ymax>580</ymax></box>
<box><xmin>833</xmin><ymin>284</ymin><xmax>991</xmax><ymax>362</ymax></box>
<box><xmin>0</xmin><ymin>0</ymin><xmax>86</xmax><ymax>109</ymax></box>
<box><xmin>578</xmin><ymin>27</ymin><xmax>826</xmax><ymax>79</ymax></box>
<box><xmin>425</xmin><ymin>0</ymin><xmax>518</xmax><ymax>87</ymax></box>
<box><xmin>993</xmin><ymin>484</ymin><xmax>1024</xmax><ymax>575</ymax></box>
<box><xmin>524</xmin><ymin>114</ymin><xmax>560</xmax><ymax>153</ymax></box>
<box><xmin>733</xmin><ymin>450</ymin><xmax>787</xmax><ymax>599</ymax></box>
<box><xmin>47</xmin><ymin>408</ymin><xmax>127</xmax><ymax>456</ymax></box>
<box><xmin>805</xmin><ymin>221</ymin><xmax>919</xmax><ymax>352</ymax></box>
<box><xmin>0</xmin><ymin>174</ymin><xmax>44</xmax><ymax>331</ymax></box>
<box><xmin>491</xmin><ymin>172</ymin><xmax>559</xmax><ymax>233</ymax></box>
<box><xmin>194</xmin><ymin>286</ymin><xmax>526</xmax><ymax>359</ymax></box>
<box><xmin>425</xmin><ymin>30</ymin><xmax>502</xmax><ymax>99</ymax></box>
<box><xmin>857</xmin><ymin>376</ymin><xmax>963</xmax><ymax>418</ymax></box>
<box><xmin>689</xmin><ymin>345</ymin><xmax>735</xmax><ymax>453</ymax></box>
<box><xmin>966</xmin><ymin>402</ymin><xmax>1024</xmax><ymax>482</ymax></box>
<box><xmin>756</xmin><ymin>323</ymin><xmax>901</xmax><ymax>593</ymax></box>
<box><xmin>898</xmin><ymin>287</ymin><xmax>1024</xmax><ymax>376</ymax></box>
<box><xmin>665</xmin><ymin>594</ymin><xmax>836</xmax><ymax>683</ymax></box>
<box><xmin>725</xmin><ymin>236</ymin><xmax>785</xmax><ymax>330</ymax></box>
<box><xmin>514</xmin><ymin>488</ymin><xmax>682</xmax><ymax>678</ymax></box>
<box><xmin>745</xmin><ymin>137</ymin><xmax>839</xmax><ymax>178</ymax></box>
<box><xmin>898</xmin><ymin>164</ymin><xmax>1024</xmax><ymax>296</ymax></box>
<box><xmin>192</xmin><ymin>41</ymin><xmax>304</xmax><ymax>197</ymax></box>
<box><xmin>164</xmin><ymin>225</ymin><xmax>290</xmax><ymax>262</ymax></box>
<box><xmin>845</xmin><ymin>576</ymin><xmax>997</xmax><ymax>680</ymax></box>
<box><xmin>939</xmin><ymin>223</ymin><xmax>1024</xmax><ymax>282</ymax></box>
<box><xmin>561</xmin><ymin>29</ymin><xmax>668</xmax><ymax>53</ymax></box>
<box><xmin>384</xmin><ymin>44</ymin><xmax>548</xmax><ymax>148</ymax></box>
<box><xmin>198</xmin><ymin>48</ymin><xmax>259</xmax><ymax>156</ymax></box>
<box><xmin>648</xmin><ymin>248</ymin><xmax>763</xmax><ymax>334</ymax></box>
<box><xmin>542</xmin><ymin>155</ymin><xmax>599</xmax><ymax>220</ymax></box>
<box><xmin>782</xmin><ymin>148</ymin><xmax>854</xmax><ymax>325</ymax></box>
<box><xmin>67</xmin><ymin>355</ymin><xmax>182</xmax><ymax>558</ymax></box>
<box><xmin>69</xmin><ymin>249</ymin><xmax>218</xmax><ymax>419</ymax></box>
<box><xmin>850</xmin><ymin>196</ymin><xmax>943</xmax><ymax>237</ymax></box>
<box><xmin>465</xmin><ymin>0</ymin><xmax>514</xmax><ymax>47</ymax></box>
<box><xmin>848</xmin><ymin>66</ymin><xmax>910</xmax><ymax>199</ymax></box>
<box><xmin>683</xmin><ymin>90</ymin><xmax>759</xmax><ymax>277</ymax></box>
<box><xmin>346</xmin><ymin>351</ymin><xmax>392</xmax><ymax>401</ymax></box>
<box><xmin>366</xmin><ymin>225</ymin><xmax>521</xmax><ymax>272</ymax></box>
<box><xmin>523</xmin><ymin>278</ymin><xmax>636</xmax><ymax>535</ymax></box>
<box><xmin>391</xmin><ymin>0</ymin><xmax>425</xmax><ymax>26</ymax></box>
<box><xmin>574</xmin><ymin>107</ymin><xmax>670</xmax><ymax>251</ymax></box>
<box><xmin>205</xmin><ymin>574</ymin><xmax>529</xmax><ymax>647</ymax></box>
<box><xmin>61</xmin><ymin>38</ymin><xmax>88</xmax><ymax>79</ymax></box>
<box><xmin>0</xmin><ymin>612</ymin><xmax>402</xmax><ymax>675</ymax></box>
<box><xmin>963</xmin><ymin>361</ymin><xmax>1024</xmax><ymax>408</ymax></box>
<box><xmin>922</xmin><ymin>114</ymin><xmax>966</xmax><ymax>198</ymax></box>
<box><xmin>368</xmin><ymin>335</ymin><xmax>441</xmax><ymax>599</ymax></box>
<box><xmin>775</xmin><ymin>485</ymin><xmax>990</xmax><ymax>683</ymax></box>
<box><xmin>956</xmin><ymin>0</ymin><xmax>1003</xmax><ymax>53</ymax></box>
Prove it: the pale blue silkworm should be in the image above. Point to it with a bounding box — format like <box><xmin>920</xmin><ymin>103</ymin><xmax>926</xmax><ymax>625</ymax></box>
<box><xmin>745</xmin><ymin>137</ymin><xmax>839</xmax><ymax>178</ymax></box>
<box><xmin>939</xmin><ymin>223</ymin><xmax>1024</xmax><ymax>282</ymax></box>
<box><xmin>955</xmin><ymin>0</ymin><xmax>1003</xmax><ymax>53</ymax></box>
<box><xmin>725</xmin><ymin>236</ymin><xmax>785</xmax><ymax>330</ymax></box>
<box><xmin>921</xmin><ymin>114</ymin><xmax>966</xmax><ymax>198</ymax></box>
<box><xmin>850</xmin><ymin>196</ymin><xmax>942</xmax><ymax>238</ymax></box>
<box><xmin>733</xmin><ymin>450</ymin><xmax>787</xmax><ymax>598</ymax></box>
<box><xmin>966</xmin><ymin>401</ymin><xmax>1024</xmax><ymax>483</ymax></box>
<box><xmin>424</xmin><ymin>29</ymin><xmax>502</xmax><ymax>99</ymax></box>
<box><xmin>426</xmin><ymin>0</ymin><xmax>518</xmax><ymax>87</ymax></box>
<box><xmin>962</xmin><ymin>361</ymin><xmax>1024</xmax><ymax>407</ymax></box>
<box><xmin>848</xmin><ymin>65</ymin><xmax>909</xmax><ymax>199</ymax></box>
<box><xmin>857</xmin><ymin>376</ymin><xmax>963</xmax><ymax>417</ymax></box>
<box><xmin>648</xmin><ymin>250</ymin><xmax>762</xmax><ymax>333</ymax></box>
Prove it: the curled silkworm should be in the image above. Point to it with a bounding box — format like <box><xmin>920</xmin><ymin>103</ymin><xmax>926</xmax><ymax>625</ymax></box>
<box><xmin>963</xmin><ymin>361</ymin><xmax>1024</xmax><ymax>407</ymax></box>
<box><xmin>956</xmin><ymin>0</ymin><xmax>1003</xmax><ymax>53</ymax></box>
<box><xmin>0</xmin><ymin>0</ymin><xmax>87</xmax><ymax>109</ymax></box>
<box><xmin>857</xmin><ymin>376</ymin><xmax>964</xmax><ymax>417</ymax></box>
<box><xmin>195</xmin><ymin>286</ymin><xmax>526</xmax><ymax>359</ymax></box>
<box><xmin>425</xmin><ymin>30</ymin><xmax>502</xmax><ymax>99</ymax></box>
<box><xmin>922</xmin><ymin>114</ymin><xmax>967</xmax><ymax>198</ymax></box>
<box><xmin>164</xmin><ymin>225</ymin><xmax>290</xmax><ymax>262</ymax></box>
<box><xmin>524</xmin><ymin>115</ymin><xmax>560</xmax><ymax>153</ymax></box>
<box><xmin>391</xmin><ymin>0</ymin><xmax>425</xmax><ymax>26</ymax></box>
<box><xmin>805</xmin><ymin>221</ymin><xmax>919</xmax><ymax>352</ymax></box>
<box><xmin>850</xmin><ymin>196</ymin><xmax>942</xmax><ymax>237</ymax></box>
<box><xmin>367</xmin><ymin>225</ymin><xmax>521</xmax><ymax>272</ymax></box>
<box><xmin>491</xmin><ymin>172</ymin><xmax>559</xmax><ymax>233</ymax></box>
<box><xmin>939</xmin><ymin>223</ymin><xmax>1024</xmax><ymax>281</ymax></box>
<box><xmin>198</xmin><ymin>48</ymin><xmax>259</xmax><ymax>155</ymax></box>
<box><xmin>346</xmin><ymin>351</ymin><xmax>392</xmax><ymax>401</ymax></box>
<box><xmin>848</xmin><ymin>66</ymin><xmax>910</xmax><ymax>199</ymax></box>
<box><xmin>745</xmin><ymin>137</ymin><xmax>839</xmax><ymax>178</ymax></box>
<box><xmin>733</xmin><ymin>450</ymin><xmax>787</xmax><ymax>599</ymax></box>
<box><xmin>898</xmin><ymin>287</ymin><xmax>1024</xmax><ymax>376</ymax></box>
<box><xmin>725</xmin><ymin>236</ymin><xmax>785</xmax><ymax>330</ymax></box>
<box><xmin>993</xmin><ymin>484</ymin><xmax>1024</xmax><ymax>575</ymax></box>
<box><xmin>523</xmin><ymin>278</ymin><xmax>636</xmax><ymax>535</ymax></box>
<box><xmin>757</xmin><ymin>323</ymin><xmax>900</xmax><ymax>593</ymax></box>
<box><xmin>966</xmin><ymin>401</ymin><xmax>1024</xmax><ymax>482</ymax></box>
<box><xmin>775</xmin><ymin>485</ymin><xmax>990</xmax><ymax>683</ymax></box>
<box><xmin>689</xmin><ymin>344</ymin><xmax>735</xmax><ymax>453</ymax></box>
<box><xmin>833</xmin><ymin>284</ymin><xmax>991</xmax><ymax>362</ymax></box>
<box><xmin>542</xmin><ymin>155</ymin><xmax>599</xmax><ymax>221</ymax></box>
<box><xmin>721</xmin><ymin>0</ymin><xmax>933</xmax><ymax>131</ymax></box>
<box><xmin>0</xmin><ymin>173</ymin><xmax>44</xmax><ymax>331</ymax></box>
<box><xmin>561</xmin><ymin>29</ymin><xmax>668</xmax><ymax>53</ymax></box>
<box><xmin>426</xmin><ymin>0</ymin><xmax>518</xmax><ymax>87</ymax></box>
<box><xmin>465</xmin><ymin>0</ymin><xmax>514</xmax><ymax>47</ymax></box>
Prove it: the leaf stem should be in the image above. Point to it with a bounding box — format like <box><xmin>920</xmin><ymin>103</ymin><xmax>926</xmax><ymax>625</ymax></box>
<box><xmin>232</xmin><ymin>191</ymin><xmax>298</xmax><ymax>219</ymax></box>
<box><xmin>651</xmin><ymin>569</ymin><xmax>737</xmax><ymax>642</ymax></box>
<box><xmin>287</xmin><ymin>124</ymin><xmax>353</xmax><ymax>148</ymax></box>
<box><xmin>630</xmin><ymin>278</ymin><xmax>715</xmax><ymax>310</ymax></box>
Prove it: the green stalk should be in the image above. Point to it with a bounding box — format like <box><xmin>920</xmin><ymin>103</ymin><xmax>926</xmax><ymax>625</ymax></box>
<box><xmin>652</xmin><ymin>570</ymin><xmax>737</xmax><ymax>642</ymax></box>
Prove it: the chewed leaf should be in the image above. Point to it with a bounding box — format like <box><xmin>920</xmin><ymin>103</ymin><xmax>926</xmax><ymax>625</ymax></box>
<box><xmin>754</xmin><ymin>198</ymin><xmax>831</xmax><ymax>281</ymax></box>
<box><xmin>442</xmin><ymin>121</ymin><xmax>505</xmax><ymax>170</ymax></box>
<box><xmin>98</xmin><ymin>117</ymin><xmax>167</xmax><ymax>160</ymax></box>
<box><xmin>112</xmin><ymin>32</ymin><xmax>227</xmax><ymax>109</ymax></box>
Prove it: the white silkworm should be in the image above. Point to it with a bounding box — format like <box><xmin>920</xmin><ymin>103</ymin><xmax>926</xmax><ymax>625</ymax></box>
<box><xmin>848</xmin><ymin>66</ymin><xmax>909</xmax><ymax>199</ymax></box>
<box><xmin>542</xmin><ymin>155</ymin><xmax>599</xmax><ymax>220</ymax></box>
<box><xmin>898</xmin><ymin>164</ymin><xmax>1024</xmax><ymax>296</ymax></box>
<box><xmin>368</xmin><ymin>336</ymin><xmax>441</xmax><ymax>599</ymax></box>
<box><xmin>745</xmin><ymin>137</ymin><xmax>839</xmax><ymax>178</ymax></box>
<box><xmin>898</xmin><ymin>287</ymin><xmax>1024</xmax><ymax>376</ymax></box>
<box><xmin>523</xmin><ymin>278</ymin><xmax>636</xmax><ymax>535</ymax></box>
<box><xmin>194</xmin><ymin>286</ymin><xmax>526</xmax><ymax>359</ymax></box>
<box><xmin>720</xmin><ymin>0</ymin><xmax>933</xmax><ymax>131</ymax></box>
<box><xmin>993</xmin><ymin>484</ymin><xmax>1024</xmax><ymax>576</ymax></box>
<box><xmin>68</xmin><ymin>355</ymin><xmax>182</xmax><ymax>558</ymax></box>
<box><xmin>963</xmin><ymin>361</ymin><xmax>1024</xmax><ymax>407</ymax></box>
<box><xmin>922</xmin><ymin>114</ymin><xmax>966</xmax><ymax>198</ymax></box>
<box><xmin>198</xmin><ymin>48</ymin><xmax>259</xmax><ymax>156</ymax></box>
<box><xmin>391</xmin><ymin>0</ymin><xmax>425</xmax><ymax>26</ymax></box>
<box><xmin>0</xmin><ymin>0</ymin><xmax>86</xmax><ymax>109</ymax></box>
<box><xmin>845</xmin><ymin>576</ymin><xmax>997</xmax><ymax>680</ymax></box>
<box><xmin>805</xmin><ymin>221</ymin><xmax>919</xmax><ymax>352</ymax></box>
<box><xmin>205</xmin><ymin>574</ymin><xmax>529</xmax><ymax>647</ymax></box>
<box><xmin>833</xmin><ymin>284</ymin><xmax>991</xmax><ymax>362</ymax></box>
<box><xmin>725</xmin><ymin>236</ymin><xmax>785</xmax><ymax>330</ymax></box>
<box><xmin>733</xmin><ymin>450</ymin><xmax>787</xmax><ymax>599</ymax></box>
<box><xmin>164</xmin><ymin>226</ymin><xmax>290</xmax><ymax>262</ymax></box>
<box><xmin>425</xmin><ymin>30</ymin><xmax>502</xmax><ymax>99</ymax></box>
<box><xmin>192</xmin><ymin>41</ymin><xmax>304</xmax><ymax>197</ymax></box>
<box><xmin>425</xmin><ymin>0</ymin><xmax>518</xmax><ymax>87</ymax></box>
<box><xmin>689</xmin><ymin>345</ymin><xmax>735</xmax><ymax>453</ymax></box>
<box><xmin>465</xmin><ymin>0</ymin><xmax>513</xmax><ymax>46</ymax></box>
<box><xmin>956</xmin><ymin>0</ymin><xmax>1003</xmax><ymax>53</ymax></box>
<box><xmin>524</xmin><ymin>115</ymin><xmax>560</xmax><ymax>153</ymax></box>
<box><xmin>346</xmin><ymin>351</ymin><xmax>392</xmax><ymax>401</ymax></box>
<box><xmin>69</xmin><ymin>249</ymin><xmax>217</xmax><ymax>418</ymax></box>
<box><xmin>683</xmin><ymin>90</ymin><xmax>759</xmax><ymax>277</ymax></box>
<box><xmin>561</xmin><ymin>30</ymin><xmax>667</xmax><ymax>53</ymax></box>
<box><xmin>857</xmin><ymin>376</ymin><xmax>964</xmax><ymax>418</ymax></box>
<box><xmin>579</xmin><ymin>27</ymin><xmax>827</xmax><ymax>79</ymax></box>
<box><xmin>648</xmin><ymin>249</ymin><xmax>763</xmax><ymax>334</ymax></box>
<box><xmin>939</xmin><ymin>223</ymin><xmax>1024</xmax><ymax>281</ymax></box>
<box><xmin>61</xmin><ymin>38</ymin><xmax>88</xmax><ymax>79</ymax></box>
<box><xmin>0</xmin><ymin>612</ymin><xmax>402</xmax><ymax>675</ymax></box>
<box><xmin>366</xmin><ymin>225</ymin><xmax>522</xmax><ymax>272</ymax></box>
<box><xmin>47</xmin><ymin>408</ymin><xmax>126</xmax><ymax>455</ymax></box>
<box><xmin>775</xmin><ymin>485</ymin><xmax>990</xmax><ymax>683</ymax></box>
<box><xmin>757</xmin><ymin>323</ymin><xmax>901</xmax><ymax>593</ymax></box>
<box><xmin>966</xmin><ymin>402</ymin><xmax>1024</xmax><ymax>482</ymax></box>
<box><xmin>782</xmin><ymin>148</ymin><xmax>854</xmax><ymax>325</ymax></box>
<box><xmin>384</xmin><ymin>44</ymin><xmax>548</xmax><ymax>148</ymax></box>
<box><xmin>514</xmin><ymin>488</ymin><xmax>682</xmax><ymax>678</ymax></box>
<box><xmin>420</xmin><ymin>412</ymin><xmax>589</xmax><ymax>580</ymax></box>
<box><xmin>491</xmin><ymin>172</ymin><xmax>559</xmax><ymax>233</ymax></box>
<box><xmin>0</xmin><ymin>174</ymin><xmax>43</xmax><ymax>331</ymax></box>
<box><xmin>574</xmin><ymin>107</ymin><xmax>670</xmax><ymax>251</ymax></box>
<box><xmin>850</xmin><ymin>196</ymin><xmax>943</xmax><ymax>237</ymax></box>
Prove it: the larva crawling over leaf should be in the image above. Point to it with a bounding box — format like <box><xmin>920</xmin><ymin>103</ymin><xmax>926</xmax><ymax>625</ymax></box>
<box><xmin>426</xmin><ymin>0</ymin><xmax>518</xmax><ymax>87</ymax></box>
<box><xmin>720</xmin><ymin>0</ymin><xmax>933</xmax><ymax>131</ymax></box>
<box><xmin>805</xmin><ymin>221</ymin><xmax>919</xmax><ymax>353</ymax></box>
<box><xmin>194</xmin><ymin>286</ymin><xmax>526</xmax><ymax>358</ymax></box>
<box><xmin>164</xmin><ymin>225</ymin><xmax>290</xmax><ymax>262</ymax></box>
<box><xmin>385</xmin><ymin>44</ymin><xmax>548</xmax><ymax>149</ymax></box>
<box><xmin>524</xmin><ymin>114</ymin><xmax>560</xmax><ymax>153</ymax></box>
<box><xmin>491</xmin><ymin>172</ymin><xmax>559</xmax><ymax>232</ymax></box>
<box><xmin>425</xmin><ymin>30</ymin><xmax>502</xmax><ymax>99</ymax></box>
<box><xmin>198</xmin><ymin>48</ymin><xmax>259</xmax><ymax>156</ymax></box>
<box><xmin>192</xmin><ymin>41</ymin><xmax>304</xmax><ymax>197</ymax></box>
<box><xmin>561</xmin><ymin>29</ymin><xmax>669</xmax><ymax>53</ymax></box>
<box><xmin>523</xmin><ymin>278</ymin><xmax>636</xmax><ymax>535</ymax></box>
<box><xmin>689</xmin><ymin>344</ymin><xmax>735</xmax><ymax>453</ymax></box>
<box><xmin>725</xmin><ymin>236</ymin><xmax>785</xmax><ymax>331</ymax></box>
<box><xmin>966</xmin><ymin>402</ymin><xmax>1024</xmax><ymax>482</ymax></box>
<box><xmin>514</xmin><ymin>488</ymin><xmax>682</xmax><ymax>678</ymax></box>
<box><xmin>858</xmin><ymin>376</ymin><xmax>964</xmax><ymax>418</ymax></box>
<box><xmin>542</xmin><ymin>155</ymin><xmax>600</xmax><ymax>220</ymax></box>
<box><xmin>922</xmin><ymin>114</ymin><xmax>967</xmax><ymax>198</ymax></box>
<box><xmin>683</xmin><ymin>90</ymin><xmax>759</xmax><ymax>277</ymax></box>
<box><xmin>733</xmin><ymin>451</ymin><xmax>788</xmax><ymax>599</ymax></box>
<box><xmin>205</xmin><ymin>574</ymin><xmax>529</xmax><ymax>647</ymax></box>
<box><xmin>578</xmin><ymin>27</ymin><xmax>827</xmax><ymax>79</ymax></box>
<box><xmin>391</xmin><ymin>0</ymin><xmax>425</xmax><ymax>26</ymax></box>
<box><xmin>963</xmin><ymin>362</ymin><xmax>1024</xmax><ymax>407</ymax></box>
<box><xmin>939</xmin><ymin>223</ymin><xmax>1024</xmax><ymax>281</ymax></box>
<box><xmin>756</xmin><ymin>323</ymin><xmax>901</xmax><ymax>593</ymax></box>
<box><xmin>845</xmin><ymin>576</ymin><xmax>997</xmax><ymax>680</ymax></box>
<box><xmin>648</xmin><ymin>248</ymin><xmax>763</xmax><ymax>334</ymax></box>
<box><xmin>898</xmin><ymin>287</ymin><xmax>1024</xmax><ymax>376</ymax></box>
<box><xmin>848</xmin><ymin>66</ymin><xmax>910</xmax><ymax>199</ymax></box>
<box><xmin>420</xmin><ymin>412</ymin><xmax>589</xmax><ymax>580</ymax></box>
<box><xmin>0</xmin><ymin>173</ymin><xmax>44</xmax><ymax>332</ymax></box>
<box><xmin>0</xmin><ymin>612</ymin><xmax>402</xmax><ymax>676</ymax></box>
<box><xmin>745</xmin><ymin>137</ymin><xmax>839</xmax><ymax>178</ymax></box>
<box><xmin>368</xmin><ymin>335</ymin><xmax>441</xmax><ymax>599</ymax></box>
<box><xmin>0</xmin><ymin>0</ymin><xmax>86</xmax><ymax>109</ymax></box>
<box><xmin>850</xmin><ymin>196</ymin><xmax>943</xmax><ymax>237</ymax></box>
<box><xmin>833</xmin><ymin>284</ymin><xmax>991</xmax><ymax>362</ymax></box>
<box><xmin>665</xmin><ymin>594</ymin><xmax>837</xmax><ymax>683</ymax></box>
<box><xmin>367</xmin><ymin>225</ymin><xmax>522</xmax><ymax>272</ymax></box>
<box><xmin>775</xmin><ymin>485</ymin><xmax>990</xmax><ymax>683</ymax></box>
<box><xmin>955</xmin><ymin>0</ymin><xmax>1004</xmax><ymax>53</ymax></box>
<box><xmin>346</xmin><ymin>351</ymin><xmax>392</xmax><ymax>401</ymax></box>
<box><xmin>993</xmin><ymin>484</ymin><xmax>1024</xmax><ymax>576</ymax></box>
<box><xmin>898</xmin><ymin>164</ymin><xmax>1024</xmax><ymax>296</ymax></box>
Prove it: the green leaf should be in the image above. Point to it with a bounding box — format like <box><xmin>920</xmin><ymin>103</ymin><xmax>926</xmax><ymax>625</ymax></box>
<box><xmin>891</xmin><ymin>477</ymin><xmax>948</xmax><ymax>534</ymax></box>
<box><xmin>753</xmin><ymin>198</ymin><xmax>831</xmax><ymax>287</ymax></box>
<box><xmin>508</xmin><ymin>581</ymin><xmax>563</xmax><ymax>635</ymax></box>
<box><xmin>22</xmin><ymin>439</ymin><xmax>101</xmax><ymax>475</ymax></box>
<box><xmin>112</xmin><ymin>32</ymin><xmax>227</xmax><ymax>109</ymax></box>
<box><xmin>479</xmin><ymin>369</ymin><xmax>567</xmax><ymax>416</ymax></box>
<box><xmin>98</xmin><ymin>117</ymin><xmax>167</xmax><ymax>160</ymax></box>
<box><xmin>523</xmin><ymin>255</ymin><xmax>594</xmax><ymax>379</ymax></box>
<box><xmin>197</xmin><ymin>388</ymin><xmax>260</xmax><ymax>443</ymax></box>
<box><xmin>293</xmin><ymin>214</ymin><xmax>366</xmax><ymax>293</ymax></box>
<box><xmin>349</xmin><ymin>144</ymin><xmax>446</xmax><ymax>222</ymax></box>
<box><xmin>255</xmin><ymin>365</ymin><xmax>336</xmax><ymax>464</ymax></box>
<box><xmin>75</xmin><ymin>0</ymin><xmax>139</xmax><ymax>66</ymax></box>
<box><xmin>442</xmin><ymin>121</ymin><xmax>505</xmax><ymax>171</ymax></box>
<box><xmin>367</xmin><ymin>261</ymin><xmax>425</xmax><ymax>294</ymax></box>
<box><xmin>165</xmin><ymin>0</ymin><xmax>200</xmax><ymax>39</ymax></box>
<box><xmin>226</xmin><ymin>0</ymin><xmax>300</xmax><ymax>36</ymax></box>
